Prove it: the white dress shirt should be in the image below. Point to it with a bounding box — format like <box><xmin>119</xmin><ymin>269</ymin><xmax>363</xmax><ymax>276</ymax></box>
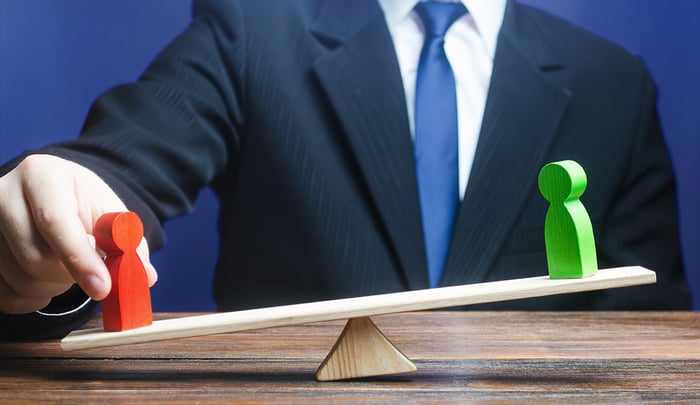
<box><xmin>376</xmin><ymin>0</ymin><xmax>506</xmax><ymax>199</ymax></box>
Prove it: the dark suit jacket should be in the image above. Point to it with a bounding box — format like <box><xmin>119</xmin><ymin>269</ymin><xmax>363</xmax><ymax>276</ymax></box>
<box><xmin>2</xmin><ymin>0</ymin><xmax>691</xmax><ymax>337</ymax></box>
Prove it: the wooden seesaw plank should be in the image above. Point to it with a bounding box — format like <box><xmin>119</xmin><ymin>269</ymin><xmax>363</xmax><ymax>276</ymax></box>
<box><xmin>62</xmin><ymin>266</ymin><xmax>655</xmax><ymax>351</ymax></box>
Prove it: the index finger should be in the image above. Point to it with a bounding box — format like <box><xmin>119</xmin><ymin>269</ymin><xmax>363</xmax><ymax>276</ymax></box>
<box><xmin>22</xmin><ymin>171</ymin><xmax>112</xmax><ymax>301</ymax></box>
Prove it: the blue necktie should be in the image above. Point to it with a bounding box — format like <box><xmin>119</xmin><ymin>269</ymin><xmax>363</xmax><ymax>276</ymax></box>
<box><xmin>414</xmin><ymin>1</ymin><xmax>466</xmax><ymax>288</ymax></box>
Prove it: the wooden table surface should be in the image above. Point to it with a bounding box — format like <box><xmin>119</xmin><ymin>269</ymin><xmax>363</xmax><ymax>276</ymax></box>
<box><xmin>1</xmin><ymin>311</ymin><xmax>699</xmax><ymax>403</ymax></box>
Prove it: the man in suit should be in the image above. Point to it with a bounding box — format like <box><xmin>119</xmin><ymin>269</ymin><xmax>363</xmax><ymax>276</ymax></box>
<box><xmin>0</xmin><ymin>0</ymin><xmax>691</xmax><ymax>339</ymax></box>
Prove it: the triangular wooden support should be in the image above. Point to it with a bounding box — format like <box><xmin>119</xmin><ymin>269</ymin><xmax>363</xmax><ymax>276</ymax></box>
<box><xmin>316</xmin><ymin>317</ymin><xmax>416</xmax><ymax>381</ymax></box>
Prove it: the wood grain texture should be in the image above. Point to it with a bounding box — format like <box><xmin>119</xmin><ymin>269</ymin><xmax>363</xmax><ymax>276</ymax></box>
<box><xmin>315</xmin><ymin>317</ymin><xmax>416</xmax><ymax>381</ymax></box>
<box><xmin>62</xmin><ymin>266</ymin><xmax>655</xmax><ymax>350</ymax></box>
<box><xmin>2</xmin><ymin>312</ymin><xmax>699</xmax><ymax>402</ymax></box>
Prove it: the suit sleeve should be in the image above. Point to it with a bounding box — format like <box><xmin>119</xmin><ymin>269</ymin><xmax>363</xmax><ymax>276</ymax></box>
<box><xmin>0</xmin><ymin>0</ymin><xmax>246</xmax><ymax>338</ymax></box>
<box><xmin>44</xmin><ymin>0</ymin><xmax>244</xmax><ymax>243</ymax></box>
<box><xmin>0</xmin><ymin>286</ymin><xmax>98</xmax><ymax>340</ymax></box>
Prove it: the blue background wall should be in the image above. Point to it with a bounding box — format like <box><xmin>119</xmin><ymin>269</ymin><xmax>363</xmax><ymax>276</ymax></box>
<box><xmin>1</xmin><ymin>1</ymin><xmax>698</xmax><ymax>310</ymax></box>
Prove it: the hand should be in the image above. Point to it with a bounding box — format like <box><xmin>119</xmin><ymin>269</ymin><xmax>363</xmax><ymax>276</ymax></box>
<box><xmin>0</xmin><ymin>154</ymin><xmax>157</xmax><ymax>314</ymax></box>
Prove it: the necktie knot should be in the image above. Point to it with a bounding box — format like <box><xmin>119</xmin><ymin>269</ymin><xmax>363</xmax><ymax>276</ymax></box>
<box><xmin>414</xmin><ymin>1</ymin><xmax>467</xmax><ymax>40</ymax></box>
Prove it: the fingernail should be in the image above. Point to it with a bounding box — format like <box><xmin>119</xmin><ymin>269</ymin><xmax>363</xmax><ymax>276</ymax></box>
<box><xmin>82</xmin><ymin>274</ymin><xmax>107</xmax><ymax>299</ymax></box>
<box><xmin>146</xmin><ymin>262</ymin><xmax>158</xmax><ymax>285</ymax></box>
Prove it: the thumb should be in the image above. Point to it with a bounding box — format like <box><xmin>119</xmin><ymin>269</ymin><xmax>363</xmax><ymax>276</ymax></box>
<box><xmin>137</xmin><ymin>236</ymin><xmax>158</xmax><ymax>287</ymax></box>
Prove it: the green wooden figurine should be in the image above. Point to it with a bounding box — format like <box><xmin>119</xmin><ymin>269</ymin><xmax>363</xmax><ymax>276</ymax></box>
<box><xmin>538</xmin><ymin>160</ymin><xmax>597</xmax><ymax>279</ymax></box>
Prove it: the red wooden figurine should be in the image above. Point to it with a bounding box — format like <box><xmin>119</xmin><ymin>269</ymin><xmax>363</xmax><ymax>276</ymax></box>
<box><xmin>94</xmin><ymin>211</ymin><xmax>153</xmax><ymax>331</ymax></box>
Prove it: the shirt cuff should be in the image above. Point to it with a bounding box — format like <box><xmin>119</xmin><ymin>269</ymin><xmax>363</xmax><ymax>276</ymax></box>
<box><xmin>0</xmin><ymin>285</ymin><xmax>99</xmax><ymax>340</ymax></box>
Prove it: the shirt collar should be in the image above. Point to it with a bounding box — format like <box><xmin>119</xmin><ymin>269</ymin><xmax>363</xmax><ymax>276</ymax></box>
<box><xmin>376</xmin><ymin>0</ymin><xmax>506</xmax><ymax>59</ymax></box>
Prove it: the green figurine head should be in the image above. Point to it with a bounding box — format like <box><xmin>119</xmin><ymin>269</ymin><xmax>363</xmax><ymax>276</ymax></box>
<box><xmin>538</xmin><ymin>160</ymin><xmax>587</xmax><ymax>203</ymax></box>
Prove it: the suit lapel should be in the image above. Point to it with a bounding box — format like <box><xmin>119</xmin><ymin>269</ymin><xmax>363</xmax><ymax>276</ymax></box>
<box><xmin>310</xmin><ymin>0</ymin><xmax>429</xmax><ymax>289</ymax></box>
<box><xmin>442</xmin><ymin>1</ymin><xmax>571</xmax><ymax>286</ymax></box>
